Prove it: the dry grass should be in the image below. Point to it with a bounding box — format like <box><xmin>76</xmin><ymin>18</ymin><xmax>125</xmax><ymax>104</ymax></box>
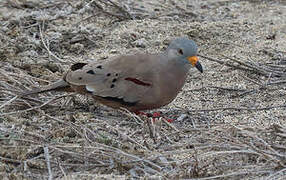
<box><xmin>1</xmin><ymin>0</ymin><xmax>286</xmax><ymax>179</ymax></box>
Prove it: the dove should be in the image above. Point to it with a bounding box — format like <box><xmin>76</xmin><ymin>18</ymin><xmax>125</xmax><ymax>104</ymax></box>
<box><xmin>22</xmin><ymin>37</ymin><xmax>203</xmax><ymax>113</ymax></box>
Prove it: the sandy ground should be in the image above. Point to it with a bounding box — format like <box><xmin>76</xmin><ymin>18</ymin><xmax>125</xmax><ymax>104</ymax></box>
<box><xmin>0</xmin><ymin>0</ymin><xmax>286</xmax><ymax>179</ymax></box>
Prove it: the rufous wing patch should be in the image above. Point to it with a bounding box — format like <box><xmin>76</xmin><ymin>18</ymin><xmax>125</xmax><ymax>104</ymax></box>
<box><xmin>125</xmin><ymin>77</ymin><xmax>151</xmax><ymax>86</ymax></box>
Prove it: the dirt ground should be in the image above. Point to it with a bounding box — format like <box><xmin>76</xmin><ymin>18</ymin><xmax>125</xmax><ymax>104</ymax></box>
<box><xmin>0</xmin><ymin>0</ymin><xmax>286</xmax><ymax>179</ymax></box>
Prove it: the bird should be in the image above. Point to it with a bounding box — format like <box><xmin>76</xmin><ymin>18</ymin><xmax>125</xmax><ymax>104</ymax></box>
<box><xmin>22</xmin><ymin>37</ymin><xmax>203</xmax><ymax>114</ymax></box>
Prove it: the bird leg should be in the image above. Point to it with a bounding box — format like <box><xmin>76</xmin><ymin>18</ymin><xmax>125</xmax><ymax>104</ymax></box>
<box><xmin>135</xmin><ymin>111</ymin><xmax>174</xmax><ymax>123</ymax></box>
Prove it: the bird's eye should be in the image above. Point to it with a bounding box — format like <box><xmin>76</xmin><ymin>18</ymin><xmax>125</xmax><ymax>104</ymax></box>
<box><xmin>178</xmin><ymin>49</ymin><xmax>183</xmax><ymax>55</ymax></box>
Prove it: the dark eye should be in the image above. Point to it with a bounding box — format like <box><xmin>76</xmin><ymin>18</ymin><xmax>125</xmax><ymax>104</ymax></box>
<box><xmin>178</xmin><ymin>49</ymin><xmax>183</xmax><ymax>55</ymax></box>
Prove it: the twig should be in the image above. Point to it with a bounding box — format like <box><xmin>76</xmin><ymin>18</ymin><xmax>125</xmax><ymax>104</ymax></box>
<box><xmin>44</xmin><ymin>114</ymin><xmax>84</xmax><ymax>139</ymax></box>
<box><xmin>109</xmin><ymin>126</ymin><xmax>150</xmax><ymax>150</ymax></box>
<box><xmin>188</xmin><ymin>105</ymin><xmax>286</xmax><ymax>113</ymax></box>
<box><xmin>221</xmin><ymin>54</ymin><xmax>265</xmax><ymax>74</ymax></box>
<box><xmin>169</xmin><ymin>0</ymin><xmax>197</xmax><ymax>17</ymax></box>
<box><xmin>208</xmin><ymin>86</ymin><xmax>247</xmax><ymax>92</ymax></box>
<box><xmin>191</xmin><ymin>169</ymin><xmax>273</xmax><ymax>180</ymax></box>
<box><xmin>119</xmin><ymin>108</ymin><xmax>143</xmax><ymax>124</ymax></box>
<box><xmin>198</xmin><ymin>54</ymin><xmax>268</xmax><ymax>76</ymax></box>
<box><xmin>231</xmin><ymin>89</ymin><xmax>256</xmax><ymax>98</ymax></box>
<box><xmin>44</xmin><ymin>146</ymin><xmax>53</xmax><ymax>180</ymax></box>
<box><xmin>266</xmin><ymin>167</ymin><xmax>286</xmax><ymax>179</ymax></box>
<box><xmin>0</xmin><ymin>95</ymin><xmax>18</xmax><ymax>110</ymax></box>
<box><xmin>0</xmin><ymin>94</ymin><xmax>70</xmax><ymax>116</ymax></box>
<box><xmin>57</xmin><ymin>159</ymin><xmax>67</xmax><ymax>178</ymax></box>
<box><xmin>90</xmin><ymin>0</ymin><xmax>134</xmax><ymax>21</ymax></box>
<box><xmin>0</xmin><ymin>156</ymin><xmax>22</xmax><ymax>165</ymax></box>
<box><xmin>267</xmin><ymin>80</ymin><xmax>286</xmax><ymax>86</ymax></box>
<box><xmin>146</xmin><ymin>118</ymin><xmax>157</xmax><ymax>143</ymax></box>
<box><xmin>39</xmin><ymin>24</ymin><xmax>65</xmax><ymax>63</ymax></box>
<box><xmin>240</xmin><ymin>74</ymin><xmax>263</xmax><ymax>86</ymax></box>
<box><xmin>198</xmin><ymin>149</ymin><xmax>261</xmax><ymax>159</ymax></box>
<box><xmin>162</xmin><ymin>118</ymin><xmax>179</xmax><ymax>132</ymax></box>
<box><xmin>104</xmin><ymin>0</ymin><xmax>134</xmax><ymax>19</ymax></box>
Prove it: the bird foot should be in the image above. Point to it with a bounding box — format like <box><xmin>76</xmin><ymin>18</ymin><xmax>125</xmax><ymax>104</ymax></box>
<box><xmin>135</xmin><ymin>111</ymin><xmax>174</xmax><ymax>123</ymax></box>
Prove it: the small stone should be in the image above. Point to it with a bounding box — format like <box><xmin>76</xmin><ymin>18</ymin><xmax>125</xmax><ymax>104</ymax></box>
<box><xmin>110</xmin><ymin>49</ymin><xmax>118</xmax><ymax>54</ymax></box>
<box><xmin>132</xmin><ymin>38</ymin><xmax>148</xmax><ymax>48</ymax></box>
<box><xmin>70</xmin><ymin>43</ymin><xmax>84</xmax><ymax>54</ymax></box>
<box><xmin>177</xmin><ymin>114</ymin><xmax>188</xmax><ymax>121</ymax></box>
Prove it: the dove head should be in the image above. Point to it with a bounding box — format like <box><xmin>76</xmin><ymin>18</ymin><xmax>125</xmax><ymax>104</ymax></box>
<box><xmin>166</xmin><ymin>37</ymin><xmax>203</xmax><ymax>73</ymax></box>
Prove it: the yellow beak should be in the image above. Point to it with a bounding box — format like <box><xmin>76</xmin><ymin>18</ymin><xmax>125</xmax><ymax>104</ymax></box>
<box><xmin>187</xmin><ymin>56</ymin><xmax>199</xmax><ymax>66</ymax></box>
<box><xmin>187</xmin><ymin>56</ymin><xmax>203</xmax><ymax>73</ymax></box>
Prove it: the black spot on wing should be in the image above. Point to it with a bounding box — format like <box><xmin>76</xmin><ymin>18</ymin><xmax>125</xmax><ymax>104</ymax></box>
<box><xmin>97</xmin><ymin>65</ymin><xmax>102</xmax><ymax>69</ymax></box>
<box><xmin>112</xmin><ymin>78</ymin><xmax>117</xmax><ymax>83</ymax></box>
<box><xmin>107</xmin><ymin>73</ymin><xmax>111</xmax><ymax>76</ymax></box>
<box><xmin>86</xmin><ymin>70</ymin><xmax>95</xmax><ymax>75</ymax></box>
<box><xmin>110</xmin><ymin>84</ymin><xmax>115</xmax><ymax>88</ymax></box>
<box><xmin>101</xmin><ymin>96</ymin><xmax>138</xmax><ymax>106</ymax></box>
<box><xmin>70</xmin><ymin>63</ymin><xmax>88</xmax><ymax>71</ymax></box>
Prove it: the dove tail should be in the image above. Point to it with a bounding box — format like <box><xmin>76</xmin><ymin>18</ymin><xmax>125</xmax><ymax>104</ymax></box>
<box><xmin>21</xmin><ymin>80</ymin><xmax>72</xmax><ymax>96</ymax></box>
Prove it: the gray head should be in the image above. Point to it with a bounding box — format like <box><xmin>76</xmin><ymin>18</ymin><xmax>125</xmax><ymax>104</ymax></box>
<box><xmin>166</xmin><ymin>37</ymin><xmax>203</xmax><ymax>73</ymax></box>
